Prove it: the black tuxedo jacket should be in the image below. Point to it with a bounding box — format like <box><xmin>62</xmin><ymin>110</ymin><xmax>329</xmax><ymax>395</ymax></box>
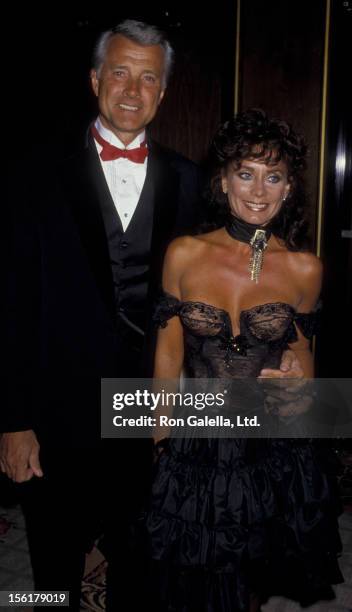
<box><xmin>4</xmin><ymin>133</ymin><xmax>202</xmax><ymax>445</ymax></box>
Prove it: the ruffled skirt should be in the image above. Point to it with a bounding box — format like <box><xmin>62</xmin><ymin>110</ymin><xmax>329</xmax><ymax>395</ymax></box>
<box><xmin>146</xmin><ymin>438</ymin><xmax>343</xmax><ymax>612</ymax></box>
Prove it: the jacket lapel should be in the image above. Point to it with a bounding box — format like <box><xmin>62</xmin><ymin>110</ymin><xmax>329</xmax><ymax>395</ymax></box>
<box><xmin>59</xmin><ymin>138</ymin><xmax>116</xmax><ymax>320</ymax></box>
<box><xmin>146</xmin><ymin>140</ymin><xmax>180</xmax><ymax>294</ymax></box>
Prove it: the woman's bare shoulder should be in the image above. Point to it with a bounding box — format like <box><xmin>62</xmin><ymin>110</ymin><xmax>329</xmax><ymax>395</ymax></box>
<box><xmin>166</xmin><ymin>235</ymin><xmax>202</xmax><ymax>260</ymax></box>
<box><xmin>166</xmin><ymin>230</ymin><xmax>222</xmax><ymax>261</ymax></box>
<box><xmin>286</xmin><ymin>251</ymin><xmax>323</xmax><ymax>308</ymax></box>
<box><xmin>287</xmin><ymin>250</ymin><xmax>323</xmax><ymax>280</ymax></box>
<box><xmin>162</xmin><ymin>236</ymin><xmax>205</xmax><ymax>282</ymax></box>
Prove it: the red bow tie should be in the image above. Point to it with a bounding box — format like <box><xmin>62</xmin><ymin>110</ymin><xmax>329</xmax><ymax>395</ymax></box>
<box><xmin>91</xmin><ymin>125</ymin><xmax>148</xmax><ymax>163</ymax></box>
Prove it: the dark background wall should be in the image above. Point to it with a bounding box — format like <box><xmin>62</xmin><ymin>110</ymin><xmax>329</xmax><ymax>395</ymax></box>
<box><xmin>239</xmin><ymin>0</ymin><xmax>326</xmax><ymax>247</ymax></box>
<box><xmin>316</xmin><ymin>0</ymin><xmax>352</xmax><ymax>376</ymax></box>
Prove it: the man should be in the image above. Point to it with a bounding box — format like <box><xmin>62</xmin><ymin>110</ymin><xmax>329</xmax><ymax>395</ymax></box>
<box><xmin>1</xmin><ymin>19</ymin><xmax>300</xmax><ymax>611</ymax></box>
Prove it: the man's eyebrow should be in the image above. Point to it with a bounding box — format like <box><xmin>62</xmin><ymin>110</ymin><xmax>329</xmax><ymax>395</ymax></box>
<box><xmin>110</xmin><ymin>63</ymin><xmax>128</xmax><ymax>68</ymax></box>
<box><xmin>109</xmin><ymin>64</ymin><xmax>159</xmax><ymax>75</ymax></box>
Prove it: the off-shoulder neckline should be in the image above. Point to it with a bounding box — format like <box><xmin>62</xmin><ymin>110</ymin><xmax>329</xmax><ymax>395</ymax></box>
<box><xmin>161</xmin><ymin>290</ymin><xmax>298</xmax><ymax>318</ymax></box>
<box><xmin>158</xmin><ymin>291</ymin><xmax>316</xmax><ymax>340</ymax></box>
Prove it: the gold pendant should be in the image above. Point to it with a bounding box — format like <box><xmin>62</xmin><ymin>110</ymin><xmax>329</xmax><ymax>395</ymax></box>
<box><xmin>249</xmin><ymin>229</ymin><xmax>268</xmax><ymax>283</ymax></box>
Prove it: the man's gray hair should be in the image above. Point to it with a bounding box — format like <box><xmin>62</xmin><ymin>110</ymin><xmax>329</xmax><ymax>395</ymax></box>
<box><xmin>92</xmin><ymin>19</ymin><xmax>174</xmax><ymax>88</ymax></box>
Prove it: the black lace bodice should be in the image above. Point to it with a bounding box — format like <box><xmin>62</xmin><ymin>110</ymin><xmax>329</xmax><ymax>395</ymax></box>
<box><xmin>154</xmin><ymin>291</ymin><xmax>317</xmax><ymax>378</ymax></box>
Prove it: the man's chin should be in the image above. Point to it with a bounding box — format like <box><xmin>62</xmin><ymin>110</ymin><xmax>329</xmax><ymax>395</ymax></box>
<box><xmin>111</xmin><ymin>114</ymin><xmax>144</xmax><ymax>128</ymax></box>
<box><xmin>113</xmin><ymin>122</ymin><xmax>145</xmax><ymax>135</ymax></box>
<box><xmin>103</xmin><ymin>120</ymin><xmax>145</xmax><ymax>143</ymax></box>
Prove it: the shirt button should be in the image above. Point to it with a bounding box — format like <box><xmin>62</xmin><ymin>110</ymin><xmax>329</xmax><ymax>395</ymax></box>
<box><xmin>120</xmin><ymin>241</ymin><xmax>129</xmax><ymax>249</ymax></box>
<box><xmin>124</xmin><ymin>213</ymin><xmax>128</xmax><ymax>218</ymax></box>
<box><xmin>122</xmin><ymin>179</ymin><xmax>127</xmax><ymax>184</ymax></box>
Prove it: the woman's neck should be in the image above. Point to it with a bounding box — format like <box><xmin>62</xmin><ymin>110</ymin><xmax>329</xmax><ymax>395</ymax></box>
<box><xmin>224</xmin><ymin>214</ymin><xmax>272</xmax><ymax>283</ymax></box>
<box><xmin>224</xmin><ymin>214</ymin><xmax>272</xmax><ymax>245</ymax></box>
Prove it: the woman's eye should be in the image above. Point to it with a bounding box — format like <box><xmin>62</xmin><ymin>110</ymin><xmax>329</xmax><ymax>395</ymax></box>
<box><xmin>267</xmin><ymin>174</ymin><xmax>281</xmax><ymax>183</ymax></box>
<box><xmin>238</xmin><ymin>172</ymin><xmax>252</xmax><ymax>180</ymax></box>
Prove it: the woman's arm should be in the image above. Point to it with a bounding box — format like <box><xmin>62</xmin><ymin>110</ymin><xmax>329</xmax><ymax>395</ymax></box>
<box><xmin>152</xmin><ymin>238</ymin><xmax>190</xmax><ymax>443</ymax></box>
<box><xmin>264</xmin><ymin>253</ymin><xmax>322</xmax><ymax>418</ymax></box>
<box><xmin>287</xmin><ymin>252</ymin><xmax>323</xmax><ymax>378</ymax></box>
<box><xmin>153</xmin><ymin>238</ymin><xmax>188</xmax><ymax>379</ymax></box>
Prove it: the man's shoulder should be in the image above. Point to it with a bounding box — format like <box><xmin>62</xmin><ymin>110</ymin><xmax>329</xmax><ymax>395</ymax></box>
<box><xmin>149</xmin><ymin>139</ymin><xmax>199</xmax><ymax>173</ymax></box>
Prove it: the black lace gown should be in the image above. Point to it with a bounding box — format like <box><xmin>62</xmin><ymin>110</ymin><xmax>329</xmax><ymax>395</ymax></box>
<box><xmin>147</xmin><ymin>291</ymin><xmax>343</xmax><ymax>612</ymax></box>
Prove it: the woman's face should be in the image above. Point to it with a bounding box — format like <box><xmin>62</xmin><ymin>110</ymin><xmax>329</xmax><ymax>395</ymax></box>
<box><xmin>221</xmin><ymin>157</ymin><xmax>291</xmax><ymax>226</ymax></box>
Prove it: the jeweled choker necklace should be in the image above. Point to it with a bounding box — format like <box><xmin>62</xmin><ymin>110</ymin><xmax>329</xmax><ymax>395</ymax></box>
<box><xmin>225</xmin><ymin>215</ymin><xmax>272</xmax><ymax>283</ymax></box>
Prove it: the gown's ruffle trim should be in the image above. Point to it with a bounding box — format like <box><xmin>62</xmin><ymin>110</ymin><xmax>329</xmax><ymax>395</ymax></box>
<box><xmin>147</xmin><ymin>440</ymin><xmax>343</xmax><ymax>608</ymax></box>
<box><xmin>153</xmin><ymin>290</ymin><xmax>182</xmax><ymax>328</ymax></box>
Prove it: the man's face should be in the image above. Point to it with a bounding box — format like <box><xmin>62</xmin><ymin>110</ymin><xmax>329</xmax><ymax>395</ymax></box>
<box><xmin>90</xmin><ymin>34</ymin><xmax>166</xmax><ymax>145</ymax></box>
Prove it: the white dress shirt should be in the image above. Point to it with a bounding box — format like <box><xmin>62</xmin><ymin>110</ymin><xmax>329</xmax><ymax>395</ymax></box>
<box><xmin>93</xmin><ymin>117</ymin><xmax>148</xmax><ymax>231</ymax></box>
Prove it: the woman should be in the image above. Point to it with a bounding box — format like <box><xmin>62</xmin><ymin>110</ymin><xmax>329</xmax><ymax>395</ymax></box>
<box><xmin>147</xmin><ymin>109</ymin><xmax>343</xmax><ymax>611</ymax></box>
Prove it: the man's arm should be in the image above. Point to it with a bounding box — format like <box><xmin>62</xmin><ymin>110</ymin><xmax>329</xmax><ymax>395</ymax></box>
<box><xmin>259</xmin><ymin>349</ymin><xmax>304</xmax><ymax>379</ymax></box>
<box><xmin>2</xmin><ymin>163</ymin><xmax>42</xmax><ymax>480</ymax></box>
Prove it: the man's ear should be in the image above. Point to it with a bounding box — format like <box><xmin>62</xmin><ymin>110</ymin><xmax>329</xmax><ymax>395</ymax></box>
<box><xmin>90</xmin><ymin>69</ymin><xmax>99</xmax><ymax>97</ymax></box>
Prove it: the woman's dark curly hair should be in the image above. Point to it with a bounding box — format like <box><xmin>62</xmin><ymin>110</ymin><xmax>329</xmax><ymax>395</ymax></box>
<box><xmin>204</xmin><ymin>108</ymin><xmax>309</xmax><ymax>249</ymax></box>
